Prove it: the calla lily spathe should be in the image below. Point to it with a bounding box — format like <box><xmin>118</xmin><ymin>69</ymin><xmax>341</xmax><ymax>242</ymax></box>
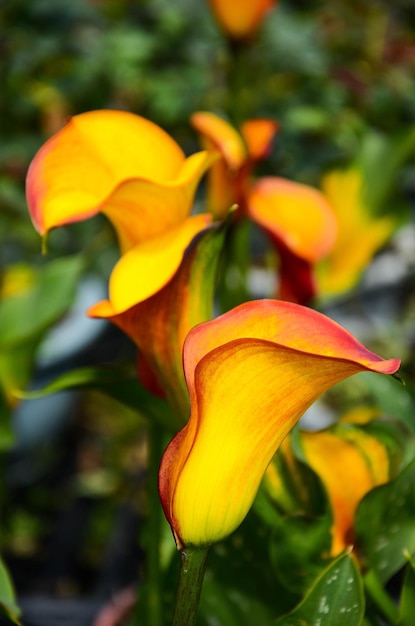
<box><xmin>158</xmin><ymin>299</ymin><xmax>400</xmax><ymax>549</ymax></box>
<box><xmin>89</xmin><ymin>218</ymin><xmax>229</xmax><ymax>422</ymax></box>
<box><xmin>26</xmin><ymin>109</ymin><xmax>215</xmax><ymax>253</ymax></box>
<box><xmin>317</xmin><ymin>167</ymin><xmax>397</xmax><ymax>296</ymax></box>
<box><xmin>191</xmin><ymin>111</ymin><xmax>337</xmax><ymax>303</ymax></box>
<box><xmin>208</xmin><ymin>0</ymin><xmax>278</xmax><ymax>40</ymax></box>
<box><xmin>299</xmin><ymin>426</ymin><xmax>390</xmax><ymax>556</ymax></box>
<box><xmin>26</xmin><ymin>110</ymin><xmax>218</xmax><ymax>413</ymax></box>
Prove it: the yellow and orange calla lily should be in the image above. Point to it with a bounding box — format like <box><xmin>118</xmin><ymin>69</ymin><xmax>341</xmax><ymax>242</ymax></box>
<box><xmin>158</xmin><ymin>299</ymin><xmax>400</xmax><ymax>549</ymax></box>
<box><xmin>208</xmin><ymin>0</ymin><xmax>278</xmax><ymax>40</ymax></box>
<box><xmin>27</xmin><ymin>109</ymin><xmax>215</xmax><ymax>254</ymax></box>
<box><xmin>26</xmin><ymin>110</ymin><xmax>219</xmax><ymax>414</ymax></box>
<box><xmin>317</xmin><ymin>167</ymin><xmax>397</xmax><ymax>297</ymax></box>
<box><xmin>191</xmin><ymin>111</ymin><xmax>337</xmax><ymax>303</ymax></box>
<box><xmin>298</xmin><ymin>426</ymin><xmax>391</xmax><ymax>556</ymax></box>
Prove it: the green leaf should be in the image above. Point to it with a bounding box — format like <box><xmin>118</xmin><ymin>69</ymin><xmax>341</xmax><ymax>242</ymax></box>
<box><xmin>399</xmin><ymin>557</ymin><xmax>415</xmax><ymax>626</ymax></box>
<box><xmin>0</xmin><ymin>557</ymin><xmax>21</xmax><ymax>625</ymax></box>
<box><xmin>199</xmin><ymin>569</ymin><xmax>273</xmax><ymax>626</ymax></box>
<box><xmin>355</xmin><ymin>460</ymin><xmax>415</xmax><ymax>583</ymax></box>
<box><xmin>274</xmin><ymin>554</ymin><xmax>364</xmax><ymax>626</ymax></box>
<box><xmin>0</xmin><ymin>255</ymin><xmax>83</xmax><ymax>348</ymax></box>
<box><xmin>15</xmin><ymin>366</ymin><xmax>177</xmax><ymax>431</ymax></box>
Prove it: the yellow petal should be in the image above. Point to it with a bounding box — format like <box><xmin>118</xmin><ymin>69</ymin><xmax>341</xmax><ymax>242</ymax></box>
<box><xmin>101</xmin><ymin>150</ymin><xmax>216</xmax><ymax>253</ymax></box>
<box><xmin>299</xmin><ymin>426</ymin><xmax>390</xmax><ymax>555</ymax></box>
<box><xmin>88</xmin><ymin>214</ymin><xmax>212</xmax><ymax>316</ymax></box>
<box><xmin>26</xmin><ymin>110</ymin><xmax>214</xmax><ymax>251</ymax></box>
<box><xmin>317</xmin><ymin>167</ymin><xmax>397</xmax><ymax>295</ymax></box>
<box><xmin>247</xmin><ymin>177</ymin><xmax>337</xmax><ymax>262</ymax></box>
<box><xmin>208</xmin><ymin>0</ymin><xmax>278</xmax><ymax>39</ymax></box>
<box><xmin>159</xmin><ymin>300</ymin><xmax>400</xmax><ymax>548</ymax></box>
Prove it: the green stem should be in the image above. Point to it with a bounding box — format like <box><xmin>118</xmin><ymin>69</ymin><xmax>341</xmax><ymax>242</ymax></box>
<box><xmin>130</xmin><ymin>422</ymin><xmax>164</xmax><ymax>626</ymax></box>
<box><xmin>364</xmin><ymin>569</ymin><xmax>399</xmax><ymax>626</ymax></box>
<box><xmin>147</xmin><ymin>422</ymin><xmax>164</xmax><ymax>626</ymax></box>
<box><xmin>226</xmin><ymin>38</ymin><xmax>251</xmax><ymax>126</ymax></box>
<box><xmin>171</xmin><ymin>546</ymin><xmax>210</xmax><ymax>626</ymax></box>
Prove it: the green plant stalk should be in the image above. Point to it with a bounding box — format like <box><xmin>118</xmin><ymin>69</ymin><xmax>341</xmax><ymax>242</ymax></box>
<box><xmin>226</xmin><ymin>38</ymin><xmax>250</xmax><ymax>126</ymax></box>
<box><xmin>130</xmin><ymin>421</ymin><xmax>164</xmax><ymax>626</ymax></box>
<box><xmin>364</xmin><ymin>569</ymin><xmax>399</xmax><ymax>626</ymax></box>
<box><xmin>171</xmin><ymin>546</ymin><xmax>210</xmax><ymax>626</ymax></box>
<box><xmin>147</xmin><ymin>421</ymin><xmax>164</xmax><ymax>626</ymax></box>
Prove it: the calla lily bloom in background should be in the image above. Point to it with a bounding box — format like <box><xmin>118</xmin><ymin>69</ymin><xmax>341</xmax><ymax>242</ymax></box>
<box><xmin>158</xmin><ymin>299</ymin><xmax>400</xmax><ymax>549</ymax></box>
<box><xmin>208</xmin><ymin>0</ymin><xmax>278</xmax><ymax>40</ymax></box>
<box><xmin>317</xmin><ymin>167</ymin><xmax>397</xmax><ymax>297</ymax></box>
<box><xmin>26</xmin><ymin>109</ymin><xmax>215</xmax><ymax>252</ymax></box>
<box><xmin>191</xmin><ymin>111</ymin><xmax>337</xmax><ymax>303</ymax></box>
<box><xmin>89</xmin><ymin>218</ymin><xmax>229</xmax><ymax>422</ymax></box>
<box><xmin>26</xmin><ymin>110</ymin><xmax>219</xmax><ymax>414</ymax></box>
<box><xmin>265</xmin><ymin>424</ymin><xmax>394</xmax><ymax>557</ymax></box>
<box><xmin>299</xmin><ymin>426</ymin><xmax>391</xmax><ymax>556</ymax></box>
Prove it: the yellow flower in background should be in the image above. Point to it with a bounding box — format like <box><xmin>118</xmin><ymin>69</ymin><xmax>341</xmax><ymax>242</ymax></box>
<box><xmin>158</xmin><ymin>299</ymin><xmax>400</xmax><ymax>549</ymax></box>
<box><xmin>26</xmin><ymin>109</ymin><xmax>215</xmax><ymax>253</ymax></box>
<box><xmin>317</xmin><ymin>167</ymin><xmax>397</xmax><ymax>297</ymax></box>
<box><xmin>298</xmin><ymin>426</ymin><xmax>391</xmax><ymax>556</ymax></box>
<box><xmin>208</xmin><ymin>0</ymin><xmax>278</xmax><ymax>40</ymax></box>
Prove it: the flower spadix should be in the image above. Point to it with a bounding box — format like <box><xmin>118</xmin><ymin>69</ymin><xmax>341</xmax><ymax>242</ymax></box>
<box><xmin>26</xmin><ymin>109</ymin><xmax>215</xmax><ymax>253</ymax></box>
<box><xmin>158</xmin><ymin>299</ymin><xmax>400</xmax><ymax>549</ymax></box>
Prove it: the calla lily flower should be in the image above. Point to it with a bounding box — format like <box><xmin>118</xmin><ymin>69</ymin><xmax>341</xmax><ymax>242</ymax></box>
<box><xmin>191</xmin><ymin>111</ymin><xmax>278</xmax><ymax>219</ymax></box>
<box><xmin>208</xmin><ymin>0</ymin><xmax>278</xmax><ymax>40</ymax></box>
<box><xmin>299</xmin><ymin>426</ymin><xmax>391</xmax><ymax>555</ymax></box>
<box><xmin>317</xmin><ymin>167</ymin><xmax>397</xmax><ymax>296</ymax></box>
<box><xmin>158</xmin><ymin>299</ymin><xmax>400</xmax><ymax>549</ymax></box>
<box><xmin>25</xmin><ymin>110</ymin><xmax>221</xmax><ymax>415</ymax></box>
<box><xmin>26</xmin><ymin>109</ymin><xmax>215</xmax><ymax>253</ymax></box>
<box><xmin>88</xmin><ymin>218</ymin><xmax>228</xmax><ymax>422</ymax></box>
<box><xmin>191</xmin><ymin>111</ymin><xmax>337</xmax><ymax>303</ymax></box>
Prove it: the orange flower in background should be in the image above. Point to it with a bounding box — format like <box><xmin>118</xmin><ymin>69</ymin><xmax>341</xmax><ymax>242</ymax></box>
<box><xmin>191</xmin><ymin>111</ymin><xmax>337</xmax><ymax>303</ymax></box>
<box><xmin>208</xmin><ymin>0</ymin><xmax>278</xmax><ymax>40</ymax></box>
<box><xmin>158</xmin><ymin>299</ymin><xmax>400</xmax><ymax>549</ymax></box>
<box><xmin>191</xmin><ymin>111</ymin><xmax>278</xmax><ymax>219</ymax></box>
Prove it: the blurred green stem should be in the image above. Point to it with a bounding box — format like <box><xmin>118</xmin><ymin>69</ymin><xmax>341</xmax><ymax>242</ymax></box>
<box><xmin>146</xmin><ymin>421</ymin><xmax>163</xmax><ymax>626</ymax></box>
<box><xmin>131</xmin><ymin>421</ymin><xmax>164</xmax><ymax>626</ymax></box>
<box><xmin>226</xmin><ymin>39</ymin><xmax>249</xmax><ymax>126</ymax></box>
<box><xmin>171</xmin><ymin>546</ymin><xmax>209</xmax><ymax>626</ymax></box>
<box><xmin>364</xmin><ymin>569</ymin><xmax>399</xmax><ymax>625</ymax></box>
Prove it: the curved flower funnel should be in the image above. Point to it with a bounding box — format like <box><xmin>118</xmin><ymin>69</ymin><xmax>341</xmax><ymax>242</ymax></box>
<box><xmin>26</xmin><ymin>109</ymin><xmax>215</xmax><ymax>253</ymax></box>
<box><xmin>159</xmin><ymin>299</ymin><xmax>400</xmax><ymax>549</ymax></box>
<box><xmin>298</xmin><ymin>426</ymin><xmax>391</xmax><ymax>555</ymax></box>
<box><xmin>247</xmin><ymin>177</ymin><xmax>337</xmax><ymax>303</ymax></box>
<box><xmin>208</xmin><ymin>0</ymin><xmax>278</xmax><ymax>40</ymax></box>
<box><xmin>317</xmin><ymin>167</ymin><xmax>397</xmax><ymax>296</ymax></box>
